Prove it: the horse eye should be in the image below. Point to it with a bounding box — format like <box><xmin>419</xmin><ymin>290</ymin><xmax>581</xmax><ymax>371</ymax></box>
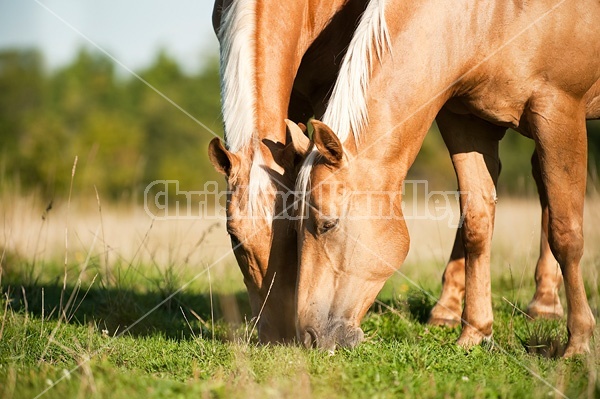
<box><xmin>318</xmin><ymin>218</ymin><xmax>339</xmax><ymax>235</ymax></box>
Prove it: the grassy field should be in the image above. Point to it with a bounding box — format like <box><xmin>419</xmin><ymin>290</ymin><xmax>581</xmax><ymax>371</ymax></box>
<box><xmin>1</xmin><ymin>190</ymin><xmax>600</xmax><ymax>398</ymax></box>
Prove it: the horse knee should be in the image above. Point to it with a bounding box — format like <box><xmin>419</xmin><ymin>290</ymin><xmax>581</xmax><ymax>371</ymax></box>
<box><xmin>461</xmin><ymin>208</ymin><xmax>493</xmax><ymax>255</ymax></box>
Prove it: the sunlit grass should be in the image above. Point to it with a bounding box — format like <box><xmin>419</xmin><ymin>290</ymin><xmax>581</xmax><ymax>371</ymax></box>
<box><xmin>1</xmin><ymin>191</ymin><xmax>600</xmax><ymax>398</ymax></box>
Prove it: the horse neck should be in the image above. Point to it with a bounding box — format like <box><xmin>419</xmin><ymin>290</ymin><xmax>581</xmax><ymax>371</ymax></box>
<box><xmin>352</xmin><ymin>0</ymin><xmax>491</xmax><ymax>186</ymax></box>
<box><xmin>220</xmin><ymin>0</ymin><xmax>367</xmax><ymax>154</ymax></box>
<box><xmin>252</xmin><ymin>0</ymin><xmax>349</xmax><ymax>145</ymax></box>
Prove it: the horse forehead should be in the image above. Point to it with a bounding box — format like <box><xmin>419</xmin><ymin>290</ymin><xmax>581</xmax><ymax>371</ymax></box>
<box><xmin>310</xmin><ymin>167</ymin><xmax>347</xmax><ymax>203</ymax></box>
<box><xmin>226</xmin><ymin>157</ymin><xmax>252</xmax><ymax>187</ymax></box>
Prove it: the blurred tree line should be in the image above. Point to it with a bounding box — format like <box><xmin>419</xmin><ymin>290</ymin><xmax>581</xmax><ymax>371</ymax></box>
<box><xmin>0</xmin><ymin>47</ymin><xmax>599</xmax><ymax>202</ymax></box>
<box><xmin>0</xmin><ymin>48</ymin><xmax>223</xmax><ymax>201</ymax></box>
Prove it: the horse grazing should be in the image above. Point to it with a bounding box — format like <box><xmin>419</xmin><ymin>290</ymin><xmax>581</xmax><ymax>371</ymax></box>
<box><xmin>293</xmin><ymin>0</ymin><xmax>600</xmax><ymax>355</ymax></box>
<box><xmin>208</xmin><ymin>0</ymin><xmax>368</xmax><ymax>343</ymax></box>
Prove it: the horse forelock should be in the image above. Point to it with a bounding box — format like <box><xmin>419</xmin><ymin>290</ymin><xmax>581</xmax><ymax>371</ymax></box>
<box><xmin>219</xmin><ymin>0</ymin><xmax>257</xmax><ymax>153</ymax></box>
<box><xmin>226</xmin><ymin>147</ymin><xmax>276</xmax><ymax>225</ymax></box>
<box><xmin>295</xmin><ymin>149</ymin><xmax>320</xmax><ymax>223</ymax></box>
<box><xmin>296</xmin><ymin>0</ymin><xmax>391</xmax><ymax>223</ymax></box>
<box><xmin>246</xmin><ymin>149</ymin><xmax>276</xmax><ymax>224</ymax></box>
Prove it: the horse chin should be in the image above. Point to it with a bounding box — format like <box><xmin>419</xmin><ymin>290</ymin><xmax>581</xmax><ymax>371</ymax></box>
<box><xmin>255</xmin><ymin>305</ymin><xmax>297</xmax><ymax>344</ymax></box>
<box><xmin>258</xmin><ymin>328</ymin><xmax>291</xmax><ymax>345</ymax></box>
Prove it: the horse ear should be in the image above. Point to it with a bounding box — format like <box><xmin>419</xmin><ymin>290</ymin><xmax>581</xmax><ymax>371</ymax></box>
<box><xmin>208</xmin><ymin>137</ymin><xmax>240</xmax><ymax>177</ymax></box>
<box><xmin>312</xmin><ymin>120</ymin><xmax>344</xmax><ymax>165</ymax></box>
<box><xmin>285</xmin><ymin>119</ymin><xmax>311</xmax><ymax>157</ymax></box>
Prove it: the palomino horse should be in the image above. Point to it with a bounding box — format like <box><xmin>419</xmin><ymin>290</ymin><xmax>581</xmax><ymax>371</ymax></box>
<box><xmin>208</xmin><ymin>0</ymin><xmax>368</xmax><ymax>342</ymax></box>
<box><xmin>293</xmin><ymin>0</ymin><xmax>600</xmax><ymax>355</ymax></box>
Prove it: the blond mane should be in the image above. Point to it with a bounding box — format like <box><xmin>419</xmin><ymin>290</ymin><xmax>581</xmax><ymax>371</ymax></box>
<box><xmin>296</xmin><ymin>0</ymin><xmax>391</xmax><ymax>218</ymax></box>
<box><xmin>218</xmin><ymin>0</ymin><xmax>256</xmax><ymax>153</ymax></box>
<box><xmin>219</xmin><ymin>0</ymin><xmax>275</xmax><ymax>222</ymax></box>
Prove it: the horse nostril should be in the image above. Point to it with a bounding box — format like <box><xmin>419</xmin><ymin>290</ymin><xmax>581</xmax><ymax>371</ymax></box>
<box><xmin>303</xmin><ymin>327</ymin><xmax>318</xmax><ymax>349</ymax></box>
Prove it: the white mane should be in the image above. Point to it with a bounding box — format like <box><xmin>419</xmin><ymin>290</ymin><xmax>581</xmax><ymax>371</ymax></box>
<box><xmin>218</xmin><ymin>0</ymin><xmax>257</xmax><ymax>153</ymax></box>
<box><xmin>247</xmin><ymin>150</ymin><xmax>275</xmax><ymax>223</ymax></box>
<box><xmin>322</xmin><ymin>0</ymin><xmax>391</xmax><ymax>142</ymax></box>
<box><xmin>296</xmin><ymin>0</ymin><xmax>391</xmax><ymax>218</ymax></box>
<box><xmin>219</xmin><ymin>0</ymin><xmax>274</xmax><ymax>222</ymax></box>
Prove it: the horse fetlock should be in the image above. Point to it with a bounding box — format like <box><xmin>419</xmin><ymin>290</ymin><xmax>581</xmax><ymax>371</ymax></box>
<box><xmin>564</xmin><ymin>333</ymin><xmax>592</xmax><ymax>358</ymax></box>
<box><xmin>526</xmin><ymin>292</ymin><xmax>564</xmax><ymax>320</ymax></box>
<box><xmin>567</xmin><ymin>308</ymin><xmax>595</xmax><ymax>340</ymax></box>
<box><xmin>459</xmin><ymin>314</ymin><xmax>493</xmax><ymax>345</ymax></box>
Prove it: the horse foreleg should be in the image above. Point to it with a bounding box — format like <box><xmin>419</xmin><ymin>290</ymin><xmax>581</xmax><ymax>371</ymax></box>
<box><xmin>528</xmin><ymin>94</ymin><xmax>595</xmax><ymax>357</ymax></box>
<box><xmin>432</xmin><ymin>144</ymin><xmax>565</xmax><ymax>326</ymax></box>
<box><xmin>436</xmin><ymin>109</ymin><xmax>504</xmax><ymax>347</ymax></box>
<box><xmin>526</xmin><ymin>149</ymin><xmax>564</xmax><ymax>319</ymax></box>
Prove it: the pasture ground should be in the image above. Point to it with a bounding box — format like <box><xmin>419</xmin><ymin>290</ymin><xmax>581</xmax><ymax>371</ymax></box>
<box><xmin>1</xmin><ymin>191</ymin><xmax>599</xmax><ymax>398</ymax></box>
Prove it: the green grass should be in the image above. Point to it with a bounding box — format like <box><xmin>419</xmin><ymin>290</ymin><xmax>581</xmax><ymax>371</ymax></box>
<box><xmin>1</xmin><ymin>193</ymin><xmax>599</xmax><ymax>398</ymax></box>
<box><xmin>1</xmin><ymin>257</ymin><xmax>599</xmax><ymax>399</ymax></box>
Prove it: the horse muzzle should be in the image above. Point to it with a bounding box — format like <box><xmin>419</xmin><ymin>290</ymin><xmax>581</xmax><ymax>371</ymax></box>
<box><xmin>299</xmin><ymin>321</ymin><xmax>364</xmax><ymax>351</ymax></box>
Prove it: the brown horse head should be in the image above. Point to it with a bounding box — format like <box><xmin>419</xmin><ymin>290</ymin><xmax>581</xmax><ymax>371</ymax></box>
<box><xmin>208</xmin><ymin>122</ymin><xmax>309</xmax><ymax>343</ymax></box>
<box><xmin>293</xmin><ymin>121</ymin><xmax>408</xmax><ymax>350</ymax></box>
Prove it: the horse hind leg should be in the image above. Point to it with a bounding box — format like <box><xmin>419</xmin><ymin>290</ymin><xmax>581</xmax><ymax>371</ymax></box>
<box><xmin>528</xmin><ymin>93</ymin><xmax>595</xmax><ymax>357</ymax></box>
<box><xmin>526</xmin><ymin>149</ymin><xmax>564</xmax><ymax>319</ymax></box>
<box><xmin>428</xmin><ymin>229</ymin><xmax>464</xmax><ymax>327</ymax></box>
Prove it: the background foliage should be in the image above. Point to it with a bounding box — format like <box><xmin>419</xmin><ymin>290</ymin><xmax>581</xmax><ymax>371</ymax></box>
<box><xmin>1</xmin><ymin>48</ymin><xmax>599</xmax><ymax>201</ymax></box>
<box><xmin>0</xmin><ymin>48</ymin><xmax>222</xmax><ymax>200</ymax></box>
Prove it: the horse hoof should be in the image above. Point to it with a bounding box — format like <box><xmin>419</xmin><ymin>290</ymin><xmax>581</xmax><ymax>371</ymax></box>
<box><xmin>428</xmin><ymin>304</ymin><xmax>462</xmax><ymax>327</ymax></box>
<box><xmin>456</xmin><ymin>327</ymin><xmax>491</xmax><ymax>349</ymax></box>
